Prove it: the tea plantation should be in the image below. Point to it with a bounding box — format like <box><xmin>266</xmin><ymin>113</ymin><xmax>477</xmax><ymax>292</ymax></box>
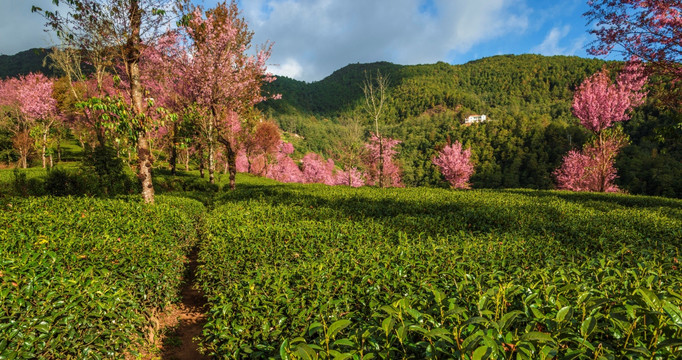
<box><xmin>1</xmin><ymin>174</ymin><xmax>681</xmax><ymax>359</ymax></box>
<box><xmin>0</xmin><ymin>195</ymin><xmax>205</xmax><ymax>359</ymax></box>
<box><xmin>199</xmin><ymin>180</ymin><xmax>682</xmax><ymax>359</ymax></box>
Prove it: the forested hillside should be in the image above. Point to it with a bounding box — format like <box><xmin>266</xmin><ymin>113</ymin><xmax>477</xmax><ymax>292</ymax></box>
<box><xmin>260</xmin><ymin>55</ymin><xmax>681</xmax><ymax>197</ymax></box>
<box><xmin>0</xmin><ymin>48</ymin><xmax>55</xmax><ymax>79</ymax></box>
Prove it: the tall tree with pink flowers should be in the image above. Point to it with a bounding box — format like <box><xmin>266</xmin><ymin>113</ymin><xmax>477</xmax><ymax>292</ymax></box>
<box><xmin>183</xmin><ymin>1</ymin><xmax>278</xmax><ymax>189</ymax></box>
<box><xmin>365</xmin><ymin>133</ymin><xmax>402</xmax><ymax>187</ymax></box>
<box><xmin>0</xmin><ymin>73</ymin><xmax>61</xmax><ymax>169</ymax></box>
<box><xmin>554</xmin><ymin>60</ymin><xmax>647</xmax><ymax>192</ymax></box>
<box><xmin>585</xmin><ymin>0</ymin><xmax>681</xmax><ymax>111</ymax></box>
<box><xmin>17</xmin><ymin>73</ymin><xmax>61</xmax><ymax>169</ymax></box>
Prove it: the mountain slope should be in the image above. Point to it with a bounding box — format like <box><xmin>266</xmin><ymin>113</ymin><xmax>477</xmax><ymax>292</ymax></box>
<box><xmin>0</xmin><ymin>48</ymin><xmax>55</xmax><ymax>79</ymax></box>
<box><xmin>260</xmin><ymin>54</ymin><xmax>607</xmax><ymax>123</ymax></box>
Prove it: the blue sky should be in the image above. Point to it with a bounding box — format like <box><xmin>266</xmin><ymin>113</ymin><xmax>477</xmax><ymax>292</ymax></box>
<box><xmin>1</xmin><ymin>0</ymin><xmax>607</xmax><ymax>82</ymax></box>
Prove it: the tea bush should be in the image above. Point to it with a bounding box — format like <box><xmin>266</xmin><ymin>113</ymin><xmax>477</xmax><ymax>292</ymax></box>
<box><xmin>0</xmin><ymin>195</ymin><xmax>204</xmax><ymax>359</ymax></box>
<box><xmin>199</xmin><ymin>183</ymin><xmax>682</xmax><ymax>359</ymax></box>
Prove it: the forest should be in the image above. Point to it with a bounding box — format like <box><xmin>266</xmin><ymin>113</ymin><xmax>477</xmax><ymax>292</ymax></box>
<box><xmin>257</xmin><ymin>55</ymin><xmax>682</xmax><ymax>196</ymax></box>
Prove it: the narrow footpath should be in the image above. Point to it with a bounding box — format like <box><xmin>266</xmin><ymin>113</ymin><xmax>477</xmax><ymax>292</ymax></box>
<box><xmin>161</xmin><ymin>247</ymin><xmax>210</xmax><ymax>360</ymax></box>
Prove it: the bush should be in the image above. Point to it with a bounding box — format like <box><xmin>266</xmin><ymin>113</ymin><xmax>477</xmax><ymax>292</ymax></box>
<box><xmin>12</xmin><ymin>168</ymin><xmax>45</xmax><ymax>196</ymax></box>
<box><xmin>82</xmin><ymin>145</ymin><xmax>136</xmax><ymax>196</ymax></box>
<box><xmin>44</xmin><ymin>167</ymin><xmax>93</xmax><ymax>196</ymax></box>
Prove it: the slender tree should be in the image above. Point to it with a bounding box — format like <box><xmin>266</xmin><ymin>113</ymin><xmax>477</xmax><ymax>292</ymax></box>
<box><xmin>365</xmin><ymin>133</ymin><xmax>402</xmax><ymax>187</ymax></box>
<box><xmin>17</xmin><ymin>73</ymin><xmax>61</xmax><ymax>169</ymax></box>
<box><xmin>183</xmin><ymin>1</ymin><xmax>278</xmax><ymax>189</ymax></box>
<box><xmin>362</xmin><ymin>70</ymin><xmax>389</xmax><ymax>187</ymax></box>
<box><xmin>0</xmin><ymin>78</ymin><xmax>34</xmax><ymax>168</ymax></box>
<box><xmin>35</xmin><ymin>0</ymin><xmax>187</xmax><ymax>203</ymax></box>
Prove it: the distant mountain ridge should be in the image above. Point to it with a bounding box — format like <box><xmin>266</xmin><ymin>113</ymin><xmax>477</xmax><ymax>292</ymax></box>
<box><xmin>0</xmin><ymin>48</ymin><xmax>55</xmax><ymax>79</ymax></box>
<box><xmin>259</xmin><ymin>54</ymin><xmax>608</xmax><ymax>124</ymax></box>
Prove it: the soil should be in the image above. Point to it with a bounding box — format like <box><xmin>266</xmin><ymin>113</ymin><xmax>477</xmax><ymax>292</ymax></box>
<box><xmin>160</xmin><ymin>248</ymin><xmax>210</xmax><ymax>360</ymax></box>
<box><xmin>133</xmin><ymin>248</ymin><xmax>210</xmax><ymax>360</ymax></box>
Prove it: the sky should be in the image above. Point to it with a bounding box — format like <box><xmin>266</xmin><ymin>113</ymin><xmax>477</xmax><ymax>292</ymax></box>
<box><xmin>1</xmin><ymin>0</ymin><xmax>605</xmax><ymax>82</ymax></box>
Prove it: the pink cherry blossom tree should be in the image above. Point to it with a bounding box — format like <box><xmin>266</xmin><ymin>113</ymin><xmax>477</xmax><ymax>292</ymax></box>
<box><xmin>265</xmin><ymin>141</ymin><xmax>303</xmax><ymax>183</ymax></box>
<box><xmin>1</xmin><ymin>73</ymin><xmax>61</xmax><ymax>169</ymax></box>
<box><xmin>586</xmin><ymin>1</ymin><xmax>681</xmax><ymax>110</ymax></box>
<box><xmin>432</xmin><ymin>141</ymin><xmax>475</xmax><ymax>189</ymax></box>
<box><xmin>555</xmin><ymin>60</ymin><xmax>647</xmax><ymax>192</ymax></box>
<box><xmin>0</xmin><ymin>77</ymin><xmax>34</xmax><ymax>168</ymax></box>
<box><xmin>183</xmin><ymin>1</ymin><xmax>278</xmax><ymax>189</ymax></box>
<box><xmin>301</xmin><ymin>153</ymin><xmax>335</xmax><ymax>185</ymax></box>
<box><xmin>333</xmin><ymin>167</ymin><xmax>365</xmax><ymax>187</ymax></box>
<box><xmin>364</xmin><ymin>133</ymin><xmax>402</xmax><ymax>187</ymax></box>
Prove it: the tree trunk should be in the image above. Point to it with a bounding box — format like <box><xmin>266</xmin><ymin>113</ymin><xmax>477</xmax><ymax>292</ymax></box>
<box><xmin>378</xmin><ymin>136</ymin><xmax>384</xmax><ymax>188</ymax></box>
<box><xmin>170</xmin><ymin>122</ymin><xmax>178</xmax><ymax>175</ymax></box>
<box><xmin>219</xmin><ymin>137</ymin><xmax>237</xmax><ymax>190</ymax></box>
<box><xmin>56</xmin><ymin>139</ymin><xmax>62</xmax><ymax>163</ymax></box>
<box><xmin>207</xmin><ymin>114</ymin><xmax>215</xmax><ymax>184</ymax></box>
<box><xmin>184</xmin><ymin>148</ymin><xmax>189</xmax><ymax>171</ymax></box>
<box><xmin>127</xmin><ymin>0</ymin><xmax>154</xmax><ymax>204</ymax></box>
<box><xmin>198</xmin><ymin>146</ymin><xmax>205</xmax><ymax>178</ymax></box>
<box><xmin>136</xmin><ymin>133</ymin><xmax>155</xmax><ymax>203</ymax></box>
<box><xmin>42</xmin><ymin>130</ymin><xmax>48</xmax><ymax>169</ymax></box>
<box><xmin>208</xmin><ymin>143</ymin><xmax>215</xmax><ymax>184</ymax></box>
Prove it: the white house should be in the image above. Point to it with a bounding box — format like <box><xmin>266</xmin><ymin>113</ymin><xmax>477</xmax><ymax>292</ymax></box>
<box><xmin>465</xmin><ymin>114</ymin><xmax>487</xmax><ymax>124</ymax></box>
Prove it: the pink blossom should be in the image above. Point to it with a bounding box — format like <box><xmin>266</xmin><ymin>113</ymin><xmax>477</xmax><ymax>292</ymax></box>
<box><xmin>571</xmin><ymin>62</ymin><xmax>647</xmax><ymax>133</ymax></box>
<box><xmin>364</xmin><ymin>133</ymin><xmax>402</xmax><ymax>187</ymax></box>
<box><xmin>333</xmin><ymin>167</ymin><xmax>365</xmax><ymax>187</ymax></box>
<box><xmin>301</xmin><ymin>153</ymin><xmax>335</xmax><ymax>185</ymax></box>
<box><xmin>432</xmin><ymin>141</ymin><xmax>474</xmax><ymax>189</ymax></box>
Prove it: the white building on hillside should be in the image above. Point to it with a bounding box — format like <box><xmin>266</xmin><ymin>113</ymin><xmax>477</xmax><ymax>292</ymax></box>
<box><xmin>464</xmin><ymin>114</ymin><xmax>487</xmax><ymax>124</ymax></box>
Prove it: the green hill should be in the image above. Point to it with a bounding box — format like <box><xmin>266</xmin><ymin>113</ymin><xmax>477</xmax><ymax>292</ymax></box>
<box><xmin>260</xmin><ymin>55</ymin><xmax>606</xmax><ymax>122</ymax></box>
<box><xmin>260</xmin><ymin>55</ymin><xmax>681</xmax><ymax>197</ymax></box>
<box><xmin>0</xmin><ymin>48</ymin><xmax>55</xmax><ymax>79</ymax></box>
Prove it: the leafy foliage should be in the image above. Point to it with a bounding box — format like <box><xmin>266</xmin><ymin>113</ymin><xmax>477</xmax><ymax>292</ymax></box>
<box><xmin>197</xmin><ymin>179</ymin><xmax>682</xmax><ymax>359</ymax></box>
<box><xmin>0</xmin><ymin>195</ymin><xmax>204</xmax><ymax>359</ymax></box>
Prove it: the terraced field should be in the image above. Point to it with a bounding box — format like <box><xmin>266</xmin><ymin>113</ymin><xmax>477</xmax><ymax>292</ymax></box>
<box><xmin>1</xmin><ymin>174</ymin><xmax>681</xmax><ymax>359</ymax></box>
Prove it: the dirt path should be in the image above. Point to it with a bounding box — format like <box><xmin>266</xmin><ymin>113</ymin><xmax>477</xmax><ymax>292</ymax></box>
<box><xmin>159</xmin><ymin>248</ymin><xmax>211</xmax><ymax>360</ymax></box>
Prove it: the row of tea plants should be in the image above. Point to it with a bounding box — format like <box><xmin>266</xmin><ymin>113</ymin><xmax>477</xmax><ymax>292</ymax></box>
<box><xmin>0</xmin><ymin>195</ymin><xmax>204</xmax><ymax>359</ymax></box>
<box><xmin>198</xmin><ymin>182</ymin><xmax>682</xmax><ymax>359</ymax></box>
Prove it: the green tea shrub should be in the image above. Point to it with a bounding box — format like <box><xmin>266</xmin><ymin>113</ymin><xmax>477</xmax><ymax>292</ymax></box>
<box><xmin>44</xmin><ymin>167</ymin><xmax>95</xmax><ymax>196</ymax></box>
<box><xmin>199</xmin><ymin>182</ymin><xmax>682</xmax><ymax>359</ymax></box>
<box><xmin>82</xmin><ymin>145</ymin><xmax>136</xmax><ymax>196</ymax></box>
<box><xmin>0</xmin><ymin>195</ymin><xmax>204</xmax><ymax>359</ymax></box>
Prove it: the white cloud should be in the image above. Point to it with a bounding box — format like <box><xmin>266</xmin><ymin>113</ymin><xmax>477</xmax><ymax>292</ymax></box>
<box><xmin>238</xmin><ymin>0</ymin><xmax>530</xmax><ymax>81</ymax></box>
<box><xmin>531</xmin><ymin>25</ymin><xmax>581</xmax><ymax>56</ymax></box>
<box><xmin>271</xmin><ymin>57</ymin><xmax>304</xmax><ymax>79</ymax></box>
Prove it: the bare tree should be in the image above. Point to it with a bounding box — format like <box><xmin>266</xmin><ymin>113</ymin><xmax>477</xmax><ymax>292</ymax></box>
<box><xmin>362</xmin><ymin>70</ymin><xmax>389</xmax><ymax>187</ymax></box>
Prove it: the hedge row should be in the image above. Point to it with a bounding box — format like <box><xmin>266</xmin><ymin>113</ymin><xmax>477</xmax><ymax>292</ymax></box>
<box><xmin>198</xmin><ymin>183</ymin><xmax>682</xmax><ymax>359</ymax></box>
<box><xmin>0</xmin><ymin>195</ymin><xmax>204</xmax><ymax>359</ymax></box>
